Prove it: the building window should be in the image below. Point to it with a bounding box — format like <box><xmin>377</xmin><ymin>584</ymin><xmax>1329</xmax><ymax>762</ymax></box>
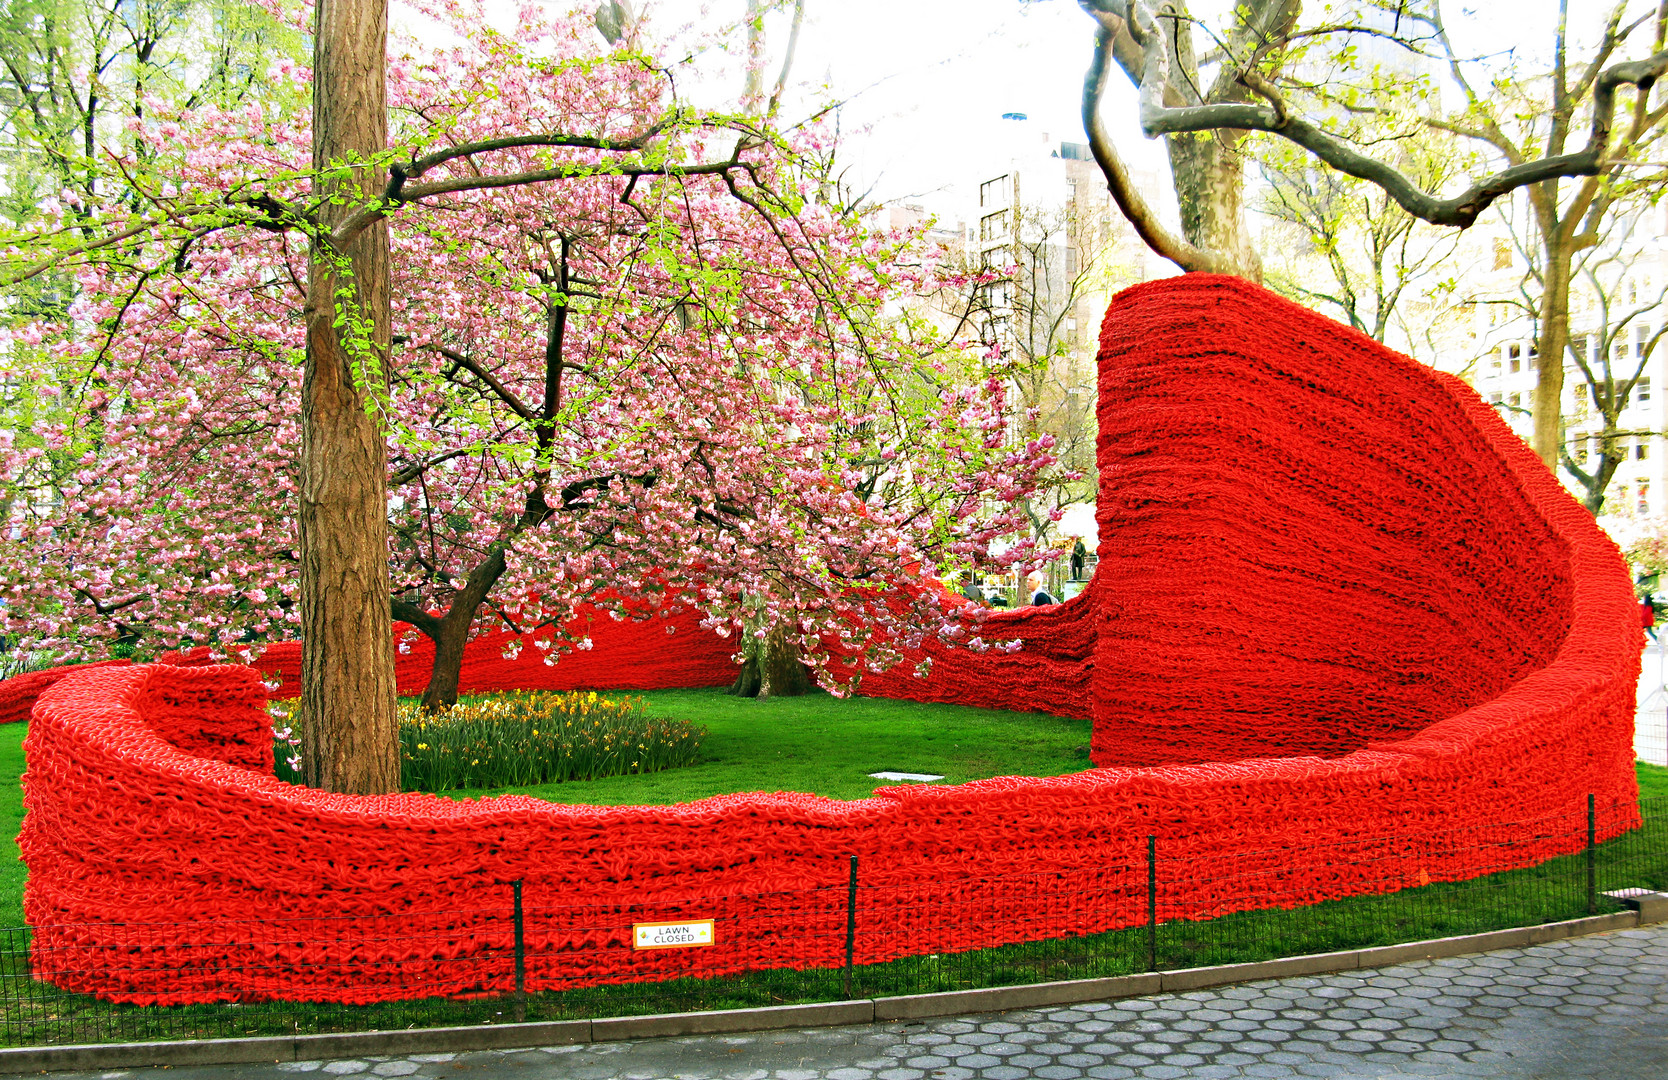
<box><xmin>980</xmin><ymin>210</ymin><xmax>1008</xmax><ymax>242</ymax></box>
<box><xmin>1640</xmin><ymin>377</ymin><xmax>1652</xmax><ymax>404</ymax></box>
<box><xmin>1493</xmin><ymin>237</ymin><xmax>1512</xmax><ymax>271</ymax></box>
<box><xmin>1641</xmin><ymin>482</ymin><xmax>1652</xmax><ymax>515</ymax></box>
<box><xmin>1064</xmin><ymin>246</ymin><xmax>1079</xmax><ymax>276</ymax></box>
<box><xmin>1578</xmin><ymin>447</ymin><xmax>1590</xmax><ymax>465</ymax></box>
<box><xmin>980</xmin><ymin>175</ymin><xmax>1009</xmax><ymax>208</ymax></box>
<box><xmin>1509</xmin><ymin>343</ymin><xmax>1522</xmax><ymax>359</ymax></box>
<box><xmin>1638</xmin><ymin>324</ymin><xmax>1652</xmax><ymax>357</ymax></box>
<box><xmin>1510</xmin><ymin>356</ymin><xmax>1520</xmax><ymax>374</ymax></box>
<box><xmin>1508</xmin><ymin>393</ymin><xmax>1521</xmax><ymax>407</ymax></box>
<box><xmin>1488</xmin><ymin>391</ymin><xmax>1504</xmax><ymax>404</ymax></box>
<box><xmin>1491</xmin><ymin>356</ymin><xmax>1503</xmax><ymax>374</ymax></box>
<box><xmin>1638</xmin><ymin>441</ymin><xmax>1650</xmax><ymax>460</ymax></box>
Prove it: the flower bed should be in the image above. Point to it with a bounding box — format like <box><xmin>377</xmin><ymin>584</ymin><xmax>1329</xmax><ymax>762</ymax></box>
<box><xmin>7</xmin><ymin>276</ymin><xmax>1644</xmax><ymax>1005</ymax></box>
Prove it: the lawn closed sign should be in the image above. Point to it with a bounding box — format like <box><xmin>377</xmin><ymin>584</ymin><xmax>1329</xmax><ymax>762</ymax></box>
<box><xmin>633</xmin><ymin>919</ymin><xmax>716</xmax><ymax>950</ymax></box>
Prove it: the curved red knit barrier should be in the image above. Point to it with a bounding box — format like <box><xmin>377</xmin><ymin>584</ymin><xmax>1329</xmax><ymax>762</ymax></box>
<box><xmin>9</xmin><ymin>275</ymin><xmax>1644</xmax><ymax>1005</ymax></box>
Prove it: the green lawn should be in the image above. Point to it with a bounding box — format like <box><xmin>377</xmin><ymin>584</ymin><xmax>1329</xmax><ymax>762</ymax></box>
<box><xmin>436</xmin><ymin>687</ymin><xmax>1094</xmax><ymax>805</ymax></box>
<box><xmin>0</xmin><ymin>722</ymin><xmax>19</xmax><ymax>928</ymax></box>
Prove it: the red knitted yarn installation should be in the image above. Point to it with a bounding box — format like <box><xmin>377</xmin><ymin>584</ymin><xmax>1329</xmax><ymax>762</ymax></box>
<box><xmin>1089</xmin><ymin>277</ymin><xmax>1586</xmax><ymax>765</ymax></box>
<box><xmin>8</xmin><ymin>275</ymin><xmax>1645</xmax><ymax>1005</ymax></box>
<box><xmin>148</xmin><ymin>601</ymin><xmax>737</xmax><ymax>700</ymax></box>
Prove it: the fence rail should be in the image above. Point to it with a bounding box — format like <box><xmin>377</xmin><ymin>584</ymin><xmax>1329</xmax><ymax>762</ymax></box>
<box><xmin>1</xmin><ymin>792</ymin><xmax>1663</xmax><ymax>1048</ymax></box>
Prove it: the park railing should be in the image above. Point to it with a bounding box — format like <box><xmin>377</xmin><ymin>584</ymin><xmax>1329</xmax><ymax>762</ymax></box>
<box><xmin>1</xmin><ymin>792</ymin><xmax>1663</xmax><ymax>1048</ymax></box>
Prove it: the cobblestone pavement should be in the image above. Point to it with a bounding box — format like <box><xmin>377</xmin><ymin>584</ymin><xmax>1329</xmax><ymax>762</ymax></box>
<box><xmin>21</xmin><ymin>925</ymin><xmax>1668</xmax><ymax>1080</ymax></box>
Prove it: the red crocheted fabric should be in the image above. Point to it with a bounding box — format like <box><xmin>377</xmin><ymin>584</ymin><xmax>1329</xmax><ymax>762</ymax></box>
<box><xmin>8</xmin><ymin>275</ymin><xmax>1643</xmax><ymax>1005</ymax></box>
<box><xmin>148</xmin><ymin>600</ymin><xmax>736</xmax><ymax>699</ymax></box>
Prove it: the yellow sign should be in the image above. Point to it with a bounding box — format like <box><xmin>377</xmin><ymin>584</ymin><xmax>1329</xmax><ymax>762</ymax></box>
<box><xmin>632</xmin><ymin>919</ymin><xmax>716</xmax><ymax>950</ymax></box>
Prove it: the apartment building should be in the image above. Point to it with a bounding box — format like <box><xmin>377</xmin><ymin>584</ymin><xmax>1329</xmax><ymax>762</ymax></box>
<box><xmin>1468</xmin><ymin>213</ymin><xmax>1668</xmax><ymax>520</ymax></box>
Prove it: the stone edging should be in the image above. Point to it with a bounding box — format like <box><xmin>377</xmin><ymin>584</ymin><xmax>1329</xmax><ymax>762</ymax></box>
<box><xmin>0</xmin><ymin>908</ymin><xmax>1650</xmax><ymax>1075</ymax></box>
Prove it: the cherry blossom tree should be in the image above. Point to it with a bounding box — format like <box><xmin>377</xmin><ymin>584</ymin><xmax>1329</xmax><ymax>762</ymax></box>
<box><xmin>0</xmin><ymin>2</ymin><xmax>1060</xmax><ymax>739</ymax></box>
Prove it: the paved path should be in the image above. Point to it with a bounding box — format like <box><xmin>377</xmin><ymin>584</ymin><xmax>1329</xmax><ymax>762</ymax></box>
<box><xmin>19</xmin><ymin>925</ymin><xmax>1668</xmax><ymax>1080</ymax></box>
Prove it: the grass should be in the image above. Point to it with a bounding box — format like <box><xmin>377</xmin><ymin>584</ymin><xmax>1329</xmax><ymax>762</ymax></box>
<box><xmin>0</xmin><ymin>723</ymin><xmax>20</xmax><ymax>929</ymax></box>
<box><xmin>427</xmin><ymin>688</ymin><xmax>1095</xmax><ymax>805</ymax></box>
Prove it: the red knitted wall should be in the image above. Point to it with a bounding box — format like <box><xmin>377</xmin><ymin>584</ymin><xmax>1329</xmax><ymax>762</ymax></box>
<box><xmin>8</xmin><ymin>275</ymin><xmax>1644</xmax><ymax>1005</ymax></box>
<box><xmin>1088</xmin><ymin>277</ymin><xmax>1583</xmax><ymax>765</ymax></box>
<box><xmin>147</xmin><ymin>602</ymin><xmax>737</xmax><ymax>699</ymax></box>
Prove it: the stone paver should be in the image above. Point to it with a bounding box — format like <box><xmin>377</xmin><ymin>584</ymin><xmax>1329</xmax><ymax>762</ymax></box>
<box><xmin>14</xmin><ymin>925</ymin><xmax>1668</xmax><ymax>1079</ymax></box>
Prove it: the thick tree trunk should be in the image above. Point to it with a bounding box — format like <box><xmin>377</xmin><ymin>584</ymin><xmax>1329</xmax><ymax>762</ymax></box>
<box><xmin>1166</xmin><ymin>132</ymin><xmax>1262</xmax><ymax>282</ymax></box>
<box><xmin>299</xmin><ymin>0</ymin><xmax>400</xmax><ymax>794</ymax></box>
<box><xmin>730</xmin><ymin>623</ymin><xmax>812</xmax><ymax>698</ymax></box>
<box><xmin>1532</xmin><ymin>249</ymin><xmax>1574</xmax><ymax>470</ymax></box>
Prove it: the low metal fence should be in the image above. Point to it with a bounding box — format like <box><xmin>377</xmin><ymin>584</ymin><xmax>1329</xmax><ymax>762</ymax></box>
<box><xmin>1</xmin><ymin>793</ymin><xmax>1663</xmax><ymax>1048</ymax></box>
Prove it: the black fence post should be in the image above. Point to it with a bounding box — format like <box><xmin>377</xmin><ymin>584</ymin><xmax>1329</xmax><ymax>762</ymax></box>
<box><xmin>512</xmin><ymin>879</ymin><xmax>527</xmax><ymax>1021</ymax></box>
<box><xmin>1146</xmin><ymin>835</ymin><xmax>1157</xmax><ymax>972</ymax></box>
<box><xmin>1587</xmin><ymin>794</ymin><xmax>1597</xmax><ymax>916</ymax></box>
<box><xmin>844</xmin><ymin>855</ymin><xmax>858</xmax><ymax>999</ymax></box>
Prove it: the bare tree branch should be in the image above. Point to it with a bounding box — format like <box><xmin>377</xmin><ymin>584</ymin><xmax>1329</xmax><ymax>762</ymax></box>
<box><xmin>1080</xmin><ymin>0</ymin><xmax>1668</xmax><ymax>236</ymax></box>
<box><xmin>1080</xmin><ymin>18</ymin><xmax>1230</xmax><ymax>274</ymax></box>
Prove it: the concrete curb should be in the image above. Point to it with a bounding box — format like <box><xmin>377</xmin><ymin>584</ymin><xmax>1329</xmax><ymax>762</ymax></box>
<box><xmin>0</xmin><ymin>909</ymin><xmax>1647</xmax><ymax>1074</ymax></box>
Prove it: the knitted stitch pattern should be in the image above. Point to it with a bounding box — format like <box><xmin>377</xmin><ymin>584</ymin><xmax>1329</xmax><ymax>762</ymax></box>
<box><xmin>9</xmin><ymin>275</ymin><xmax>1643</xmax><ymax>1004</ymax></box>
<box><xmin>151</xmin><ymin>600</ymin><xmax>737</xmax><ymax>699</ymax></box>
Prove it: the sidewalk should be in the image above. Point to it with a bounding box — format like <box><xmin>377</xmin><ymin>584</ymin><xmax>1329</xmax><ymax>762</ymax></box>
<box><xmin>16</xmin><ymin>923</ymin><xmax>1667</xmax><ymax>1080</ymax></box>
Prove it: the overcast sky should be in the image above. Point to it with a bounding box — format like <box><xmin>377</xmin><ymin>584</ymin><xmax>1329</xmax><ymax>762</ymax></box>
<box><xmin>638</xmin><ymin>0</ymin><xmax>1609</xmax><ymax>230</ymax></box>
<box><xmin>648</xmin><ymin>0</ymin><xmax>1160</xmax><ymax>225</ymax></box>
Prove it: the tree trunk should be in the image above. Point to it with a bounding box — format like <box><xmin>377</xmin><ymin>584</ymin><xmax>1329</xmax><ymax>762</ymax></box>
<box><xmin>419</xmin><ymin>616</ymin><xmax>470</xmax><ymax>713</ymax></box>
<box><xmin>730</xmin><ymin>623</ymin><xmax>812</xmax><ymax>698</ymax></box>
<box><xmin>1532</xmin><ymin>247</ymin><xmax>1574</xmax><ymax>470</ymax></box>
<box><xmin>1583</xmin><ymin>444</ymin><xmax>1622</xmax><ymax>514</ymax></box>
<box><xmin>394</xmin><ymin>547</ymin><xmax>512</xmax><ymax>713</ymax></box>
<box><xmin>1166</xmin><ymin>131</ymin><xmax>1262</xmax><ymax>282</ymax></box>
<box><xmin>299</xmin><ymin>0</ymin><xmax>399</xmax><ymax>794</ymax></box>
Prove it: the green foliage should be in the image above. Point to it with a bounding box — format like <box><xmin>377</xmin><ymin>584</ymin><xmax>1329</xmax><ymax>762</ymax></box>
<box><xmin>1627</xmin><ymin>530</ymin><xmax>1668</xmax><ymax>585</ymax></box>
<box><xmin>396</xmin><ymin>691</ymin><xmax>703</xmax><ymax>792</ymax></box>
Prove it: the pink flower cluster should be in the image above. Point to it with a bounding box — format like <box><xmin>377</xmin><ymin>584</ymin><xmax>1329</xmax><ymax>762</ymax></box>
<box><xmin>0</xmin><ymin>0</ymin><xmax>1062</xmax><ymax>688</ymax></box>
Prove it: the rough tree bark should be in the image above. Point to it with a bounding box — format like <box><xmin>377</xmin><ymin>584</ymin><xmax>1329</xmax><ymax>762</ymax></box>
<box><xmin>729</xmin><ymin>619</ymin><xmax>812</xmax><ymax>698</ymax></box>
<box><xmin>1167</xmin><ymin>132</ymin><xmax>1263</xmax><ymax>281</ymax></box>
<box><xmin>1533</xmin><ymin>251</ymin><xmax>1576</xmax><ymax>468</ymax></box>
<box><xmin>299</xmin><ymin>0</ymin><xmax>400</xmax><ymax>793</ymax></box>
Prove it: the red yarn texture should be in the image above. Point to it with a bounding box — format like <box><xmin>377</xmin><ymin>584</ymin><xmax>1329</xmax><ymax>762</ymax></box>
<box><xmin>10</xmin><ymin>275</ymin><xmax>1644</xmax><ymax>1004</ymax></box>
<box><xmin>153</xmin><ymin>601</ymin><xmax>737</xmax><ymax>700</ymax></box>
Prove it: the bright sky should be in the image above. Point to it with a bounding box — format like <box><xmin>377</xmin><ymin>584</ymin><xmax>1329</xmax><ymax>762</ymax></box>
<box><xmin>648</xmin><ymin>0</ymin><xmax>1162</xmax><ymax>225</ymax></box>
<box><xmin>638</xmin><ymin>0</ymin><xmax>1624</xmax><ymax>232</ymax></box>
